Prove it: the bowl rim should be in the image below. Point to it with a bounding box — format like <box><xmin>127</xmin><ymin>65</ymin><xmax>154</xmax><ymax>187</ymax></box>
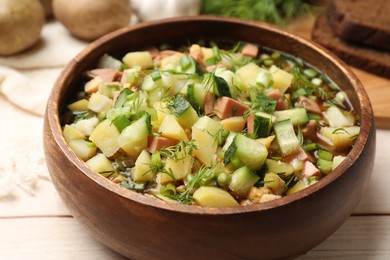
<box><xmin>46</xmin><ymin>15</ymin><xmax>374</xmax><ymax>215</ymax></box>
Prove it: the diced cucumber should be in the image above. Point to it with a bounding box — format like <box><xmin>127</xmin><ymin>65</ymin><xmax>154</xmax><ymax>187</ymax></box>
<box><xmin>273</xmin><ymin>119</ymin><xmax>299</xmax><ymax>155</ymax></box>
<box><xmin>229</xmin><ymin>166</ymin><xmax>260</xmax><ymax>197</ymax></box>
<box><xmin>252</xmin><ymin>94</ymin><xmax>277</xmax><ymax>113</ymax></box>
<box><xmin>167</xmin><ymin>95</ymin><xmax>199</xmax><ymax>129</ymax></box>
<box><xmin>176</xmin><ymin>54</ymin><xmax>198</xmax><ymax>74</ymax></box>
<box><xmin>332</xmin><ymin>155</ymin><xmax>345</xmax><ymax>170</ymax></box>
<box><xmin>187</xmin><ymin>82</ymin><xmax>206</xmax><ymax>111</ymax></box>
<box><xmin>251</xmin><ymin>111</ymin><xmax>275</xmax><ymax>138</ymax></box>
<box><xmin>273</xmin><ymin>107</ymin><xmax>309</xmax><ymax>126</ymax></box>
<box><xmin>224</xmin><ymin>134</ymin><xmax>268</xmax><ymax>170</ymax></box>
<box><xmin>214</xmin><ymin>68</ymin><xmax>241</xmax><ymax>98</ymax></box>
<box><xmin>114</xmin><ymin>88</ymin><xmax>133</xmax><ymax>108</ymax></box>
<box><xmin>118</xmin><ymin>114</ymin><xmax>151</xmax><ymax>158</ymax></box>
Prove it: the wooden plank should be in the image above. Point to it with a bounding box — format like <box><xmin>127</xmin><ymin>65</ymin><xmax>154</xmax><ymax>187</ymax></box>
<box><xmin>287</xmin><ymin>14</ymin><xmax>390</xmax><ymax>129</ymax></box>
<box><xmin>0</xmin><ymin>216</ymin><xmax>390</xmax><ymax>259</ymax></box>
<box><xmin>0</xmin><ymin>217</ymin><xmax>125</xmax><ymax>260</ymax></box>
<box><xmin>299</xmin><ymin>216</ymin><xmax>390</xmax><ymax>259</ymax></box>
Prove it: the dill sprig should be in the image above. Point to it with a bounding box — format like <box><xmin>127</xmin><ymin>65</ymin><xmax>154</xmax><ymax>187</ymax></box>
<box><xmin>201</xmin><ymin>0</ymin><xmax>314</xmax><ymax>26</ymax></box>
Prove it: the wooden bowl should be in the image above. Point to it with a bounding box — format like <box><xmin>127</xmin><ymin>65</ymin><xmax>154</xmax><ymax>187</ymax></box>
<box><xmin>44</xmin><ymin>16</ymin><xmax>376</xmax><ymax>259</ymax></box>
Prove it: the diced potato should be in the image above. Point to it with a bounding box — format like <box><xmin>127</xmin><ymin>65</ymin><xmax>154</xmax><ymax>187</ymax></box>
<box><xmin>84</xmin><ymin>76</ymin><xmax>103</xmax><ymax>94</ymax></box>
<box><xmin>201</xmin><ymin>47</ymin><xmax>214</xmax><ymax>61</ymax></box>
<box><xmin>71</xmin><ymin>117</ymin><xmax>99</xmax><ymax>136</ymax></box>
<box><xmin>63</xmin><ymin>124</ymin><xmax>85</xmax><ymax>143</ymax></box>
<box><xmin>235</xmin><ymin>62</ymin><xmax>262</xmax><ymax>89</ymax></box>
<box><xmin>89</xmin><ymin>119</ymin><xmax>121</xmax><ymax>157</ymax></box>
<box><xmin>132</xmin><ymin>150</ymin><xmax>154</xmax><ymax>182</ymax></box>
<box><xmin>286</xmin><ymin>179</ymin><xmax>309</xmax><ymax>195</ymax></box>
<box><xmin>160</xmin><ymin>53</ymin><xmax>183</xmax><ymax>69</ymax></box>
<box><xmin>264</xmin><ymin>172</ymin><xmax>285</xmax><ymax>195</ymax></box>
<box><xmin>192</xmin><ymin>127</ymin><xmax>218</xmax><ymax>167</ymax></box>
<box><xmin>88</xmin><ymin>92</ymin><xmax>112</xmax><ymax>116</ymax></box>
<box><xmin>158</xmin><ymin>115</ymin><xmax>188</xmax><ymax>141</ymax></box>
<box><xmin>324</xmin><ymin>106</ymin><xmax>355</xmax><ymax>127</ymax></box>
<box><xmin>259</xmin><ymin>194</ymin><xmax>281</xmax><ymax>203</ymax></box>
<box><xmin>193</xmin><ymin>186</ymin><xmax>239</xmax><ymax>207</ymax></box>
<box><xmin>256</xmin><ymin>135</ymin><xmax>275</xmax><ymax>149</ymax></box>
<box><xmin>160</xmin><ymin>153</ymin><xmax>193</xmax><ymax>184</ymax></box>
<box><xmin>86</xmin><ymin>153</ymin><xmax>115</xmax><ymax>177</ymax></box>
<box><xmin>69</xmin><ymin>139</ymin><xmax>97</xmax><ymax>161</ymax></box>
<box><xmin>220</xmin><ymin>116</ymin><xmax>246</xmax><ymax>132</ymax></box>
<box><xmin>320</xmin><ymin>126</ymin><xmax>360</xmax><ymax>151</ymax></box>
<box><xmin>118</xmin><ymin>115</ymin><xmax>150</xmax><ymax>158</ymax></box>
<box><xmin>151</xmin><ymin>101</ymin><xmax>169</xmax><ymax>131</ymax></box>
<box><xmin>122</xmin><ymin>51</ymin><xmax>153</xmax><ymax>69</ymax></box>
<box><xmin>332</xmin><ymin>155</ymin><xmax>346</xmax><ymax>170</ymax></box>
<box><xmin>193</xmin><ymin>116</ymin><xmax>225</xmax><ymax>138</ymax></box>
<box><xmin>67</xmin><ymin>99</ymin><xmax>89</xmax><ymax>111</ymax></box>
<box><xmin>269</xmin><ymin>65</ymin><xmax>293</xmax><ymax>94</ymax></box>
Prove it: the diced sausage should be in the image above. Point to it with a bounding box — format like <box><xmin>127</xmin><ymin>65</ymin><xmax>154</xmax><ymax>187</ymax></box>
<box><xmin>112</xmin><ymin>90</ymin><xmax>120</xmax><ymax>105</ymax></box>
<box><xmin>147</xmin><ymin>135</ymin><xmax>179</xmax><ymax>153</ymax></box>
<box><xmin>283</xmin><ymin>146</ymin><xmax>309</xmax><ymax>163</ymax></box>
<box><xmin>302</xmin><ymin>161</ymin><xmax>320</xmax><ymax>178</ymax></box>
<box><xmin>213</xmin><ymin>96</ymin><xmax>249</xmax><ymax>119</ymax></box>
<box><xmin>298</xmin><ymin>96</ymin><xmax>322</xmax><ymax>114</ymax></box>
<box><xmin>204</xmin><ymin>92</ymin><xmax>215</xmax><ymax>115</ymax></box>
<box><xmin>241</xmin><ymin>44</ymin><xmax>259</xmax><ymax>58</ymax></box>
<box><xmin>246</xmin><ymin>114</ymin><xmax>255</xmax><ymax>134</ymax></box>
<box><xmin>88</xmin><ymin>69</ymin><xmax>121</xmax><ymax>82</ymax></box>
<box><xmin>267</xmin><ymin>89</ymin><xmax>289</xmax><ymax>110</ymax></box>
<box><xmin>302</xmin><ymin>120</ymin><xmax>318</xmax><ymax>141</ymax></box>
<box><xmin>206</xmin><ymin>64</ymin><xmax>225</xmax><ymax>72</ymax></box>
<box><xmin>189</xmin><ymin>44</ymin><xmax>205</xmax><ymax>67</ymax></box>
<box><xmin>143</xmin><ymin>46</ymin><xmax>160</xmax><ymax>58</ymax></box>
<box><xmin>153</xmin><ymin>50</ymin><xmax>182</xmax><ymax>66</ymax></box>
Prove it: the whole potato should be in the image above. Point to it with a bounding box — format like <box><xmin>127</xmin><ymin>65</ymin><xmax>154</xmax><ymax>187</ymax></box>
<box><xmin>0</xmin><ymin>0</ymin><xmax>45</xmax><ymax>56</ymax></box>
<box><xmin>39</xmin><ymin>0</ymin><xmax>53</xmax><ymax>18</ymax></box>
<box><xmin>53</xmin><ymin>0</ymin><xmax>132</xmax><ymax>41</ymax></box>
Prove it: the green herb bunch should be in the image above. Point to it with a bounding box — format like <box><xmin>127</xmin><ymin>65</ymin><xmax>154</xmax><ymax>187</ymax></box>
<box><xmin>201</xmin><ymin>0</ymin><xmax>313</xmax><ymax>26</ymax></box>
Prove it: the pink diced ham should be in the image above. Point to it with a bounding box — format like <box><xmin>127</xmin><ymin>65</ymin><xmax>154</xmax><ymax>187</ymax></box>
<box><xmin>302</xmin><ymin>161</ymin><xmax>320</xmax><ymax>178</ymax></box>
<box><xmin>204</xmin><ymin>92</ymin><xmax>215</xmax><ymax>115</ymax></box>
<box><xmin>213</xmin><ymin>96</ymin><xmax>249</xmax><ymax>119</ymax></box>
<box><xmin>298</xmin><ymin>96</ymin><xmax>322</xmax><ymax>114</ymax></box>
<box><xmin>147</xmin><ymin>136</ymin><xmax>179</xmax><ymax>153</ymax></box>
<box><xmin>241</xmin><ymin>44</ymin><xmax>259</xmax><ymax>58</ymax></box>
<box><xmin>267</xmin><ymin>89</ymin><xmax>289</xmax><ymax>110</ymax></box>
<box><xmin>88</xmin><ymin>69</ymin><xmax>121</xmax><ymax>82</ymax></box>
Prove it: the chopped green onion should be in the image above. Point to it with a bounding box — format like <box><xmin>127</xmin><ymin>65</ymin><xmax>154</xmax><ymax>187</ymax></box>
<box><xmin>180</xmin><ymin>55</ymin><xmax>192</xmax><ymax>70</ymax></box>
<box><xmin>302</xmin><ymin>143</ymin><xmax>318</xmax><ymax>151</ymax></box>
<box><xmin>303</xmin><ymin>68</ymin><xmax>318</xmax><ymax>78</ymax></box>
<box><xmin>263</xmin><ymin>59</ymin><xmax>274</xmax><ymax>66</ymax></box>
<box><xmin>150</xmin><ymin>70</ymin><xmax>161</xmax><ymax>82</ymax></box>
<box><xmin>217</xmin><ymin>172</ymin><xmax>231</xmax><ymax>187</ymax></box>
<box><xmin>317</xmin><ymin>159</ymin><xmax>332</xmax><ymax>174</ymax></box>
<box><xmin>317</xmin><ymin>149</ymin><xmax>333</xmax><ymax>161</ymax></box>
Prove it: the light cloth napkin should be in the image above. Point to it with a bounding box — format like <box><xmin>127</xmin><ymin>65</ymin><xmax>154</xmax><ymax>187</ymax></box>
<box><xmin>0</xmin><ymin>21</ymin><xmax>88</xmax><ymax>197</ymax></box>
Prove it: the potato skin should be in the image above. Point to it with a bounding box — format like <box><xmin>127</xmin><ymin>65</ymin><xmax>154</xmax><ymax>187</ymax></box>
<box><xmin>0</xmin><ymin>0</ymin><xmax>45</xmax><ymax>56</ymax></box>
<box><xmin>53</xmin><ymin>0</ymin><xmax>131</xmax><ymax>41</ymax></box>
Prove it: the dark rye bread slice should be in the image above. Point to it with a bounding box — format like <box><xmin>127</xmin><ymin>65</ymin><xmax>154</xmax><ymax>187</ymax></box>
<box><xmin>328</xmin><ymin>0</ymin><xmax>390</xmax><ymax>51</ymax></box>
<box><xmin>312</xmin><ymin>15</ymin><xmax>390</xmax><ymax>79</ymax></box>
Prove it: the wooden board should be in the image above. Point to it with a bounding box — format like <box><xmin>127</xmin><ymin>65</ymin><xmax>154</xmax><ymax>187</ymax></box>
<box><xmin>287</xmin><ymin>14</ymin><xmax>390</xmax><ymax>129</ymax></box>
